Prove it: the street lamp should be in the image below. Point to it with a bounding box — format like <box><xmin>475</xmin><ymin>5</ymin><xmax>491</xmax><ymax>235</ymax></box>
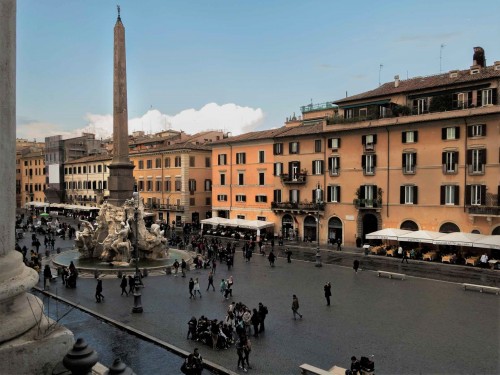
<box><xmin>315</xmin><ymin>185</ymin><xmax>322</xmax><ymax>267</ymax></box>
<box><xmin>132</xmin><ymin>191</ymin><xmax>143</xmax><ymax>313</ymax></box>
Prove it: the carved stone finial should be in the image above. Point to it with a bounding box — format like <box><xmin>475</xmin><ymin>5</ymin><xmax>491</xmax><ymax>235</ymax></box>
<box><xmin>117</xmin><ymin>5</ymin><xmax>121</xmax><ymax>20</ymax></box>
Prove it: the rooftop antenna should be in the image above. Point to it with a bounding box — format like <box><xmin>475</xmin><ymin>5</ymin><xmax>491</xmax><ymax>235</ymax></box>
<box><xmin>440</xmin><ymin>44</ymin><xmax>445</xmax><ymax>73</ymax></box>
<box><xmin>378</xmin><ymin>64</ymin><xmax>384</xmax><ymax>86</ymax></box>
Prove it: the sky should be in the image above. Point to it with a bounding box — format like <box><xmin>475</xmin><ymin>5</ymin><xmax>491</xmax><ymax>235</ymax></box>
<box><xmin>16</xmin><ymin>0</ymin><xmax>500</xmax><ymax>141</ymax></box>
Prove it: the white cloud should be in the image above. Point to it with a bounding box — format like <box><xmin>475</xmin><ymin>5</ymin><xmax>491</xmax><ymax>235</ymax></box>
<box><xmin>17</xmin><ymin>103</ymin><xmax>265</xmax><ymax>141</ymax></box>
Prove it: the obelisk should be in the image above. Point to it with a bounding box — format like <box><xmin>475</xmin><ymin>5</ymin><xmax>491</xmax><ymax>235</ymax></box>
<box><xmin>107</xmin><ymin>6</ymin><xmax>135</xmax><ymax>206</ymax></box>
<box><xmin>0</xmin><ymin>1</ymin><xmax>73</xmax><ymax>373</ymax></box>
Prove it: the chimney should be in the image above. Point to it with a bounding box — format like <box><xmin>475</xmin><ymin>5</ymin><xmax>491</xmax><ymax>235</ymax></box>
<box><xmin>394</xmin><ymin>75</ymin><xmax>400</xmax><ymax>88</ymax></box>
<box><xmin>494</xmin><ymin>61</ymin><xmax>500</xmax><ymax>71</ymax></box>
<box><xmin>472</xmin><ymin>46</ymin><xmax>486</xmax><ymax>68</ymax></box>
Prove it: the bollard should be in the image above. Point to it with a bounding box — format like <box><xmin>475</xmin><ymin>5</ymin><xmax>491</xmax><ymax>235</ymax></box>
<box><xmin>105</xmin><ymin>358</ymin><xmax>135</xmax><ymax>375</ymax></box>
<box><xmin>63</xmin><ymin>337</ymin><xmax>99</xmax><ymax>375</ymax></box>
<box><xmin>315</xmin><ymin>250</ymin><xmax>322</xmax><ymax>267</ymax></box>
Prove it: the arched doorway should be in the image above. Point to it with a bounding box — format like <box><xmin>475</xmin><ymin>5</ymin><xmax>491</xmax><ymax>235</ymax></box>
<box><xmin>328</xmin><ymin>217</ymin><xmax>343</xmax><ymax>245</ymax></box>
<box><xmin>492</xmin><ymin>226</ymin><xmax>500</xmax><ymax>235</ymax></box>
<box><xmin>304</xmin><ymin>215</ymin><xmax>317</xmax><ymax>242</ymax></box>
<box><xmin>471</xmin><ymin>229</ymin><xmax>480</xmax><ymax>234</ymax></box>
<box><xmin>362</xmin><ymin>213</ymin><xmax>378</xmax><ymax>242</ymax></box>
<box><xmin>281</xmin><ymin>214</ymin><xmax>294</xmax><ymax>240</ymax></box>
<box><xmin>439</xmin><ymin>222</ymin><xmax>460</xmax><ymax>233</ymax></box>
<box><xmin>400</xmin><ymin>220</ymin><xmax>418</xmax><ymax>231</ymax></box>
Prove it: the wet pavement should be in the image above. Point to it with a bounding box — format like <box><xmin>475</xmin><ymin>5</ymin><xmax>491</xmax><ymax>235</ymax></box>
<box><xmin>20</xmin><ymin>216</ymin><xmax>500</xmax><ymax>374</ymax></box>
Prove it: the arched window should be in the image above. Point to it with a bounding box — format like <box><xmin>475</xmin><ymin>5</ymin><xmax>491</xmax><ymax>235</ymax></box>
<box><xmin>439</xmin><ymin>222</ymin><xmax>460</xmax><ymax>233</ymax></box>
<box><xmin>400</xmin><ymin>220</ymin><xmax>418</xmax><ymax>231</ymax></box>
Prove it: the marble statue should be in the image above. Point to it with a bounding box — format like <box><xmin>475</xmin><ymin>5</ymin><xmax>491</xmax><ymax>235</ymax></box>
<box><xmin>74</xmin><ymin>219</ymin><xmax>96</xmax><ymax>258</ymax></box>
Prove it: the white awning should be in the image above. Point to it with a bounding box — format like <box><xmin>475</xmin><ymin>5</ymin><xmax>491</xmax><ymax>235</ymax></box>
<box><xmin>472</xmin><ymin>235</ymin><xmax>500</xmax><ymax>250</ymax></box>
<box><xmin>432</xmin><ymin>232</ymin><xmax>486</xmax><ymax>247</ymax></box>
<box><xmin>200</xmin><ymin>217</ymin><xmax>274</xmax><ymax>231</ymax></box>
<box><xmin>366</xmin><ymin>228</ymin><xmax>412</xmax><ymax>240</ymax></box>
<box><xmin>398</xmin><ymin>230</ymin><xmax>446</xmax><ymax>243</ymax></box>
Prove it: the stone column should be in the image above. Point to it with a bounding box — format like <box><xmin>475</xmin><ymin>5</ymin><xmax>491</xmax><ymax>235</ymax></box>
<box><xmin>0</xmin><ymin>1</ymin><xmax>73</xmax><ymax>373</ymax></box>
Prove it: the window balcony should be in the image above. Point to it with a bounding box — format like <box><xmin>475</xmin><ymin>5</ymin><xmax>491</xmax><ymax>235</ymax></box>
<box><xmin>329</xmin><ymin>168</ymin><xmax>340</xmax><ymax>177</ymax></box>
<box><xmin>468</xmin><ymin>164</ymin><xmax>485</xmax><ymax>175</ymax></box>
<box><xmin>353</xmin><ymin>199</ymin><xmax>382</xmax><ymax>210</ymax></box>
<box><xmin>442</xmin><ymin>164</ymin><xmax>458</xmax><ymax>175</ymax></box>
<box><xmin>363</xmin><ymin>168</ymin><xmax>376</xmax><ymax>176</ymax></box>
<box><xmin>403</xmin><ymin>166</ymin><xmax>416</xmax><ymax>175</ymax></box>
<box><xmin>272</xmin><ymin>201</ymin><xmax>325</xmax><ymax>214</ymax></box>
<box><xmin>159</xmin><ymin>204</ymin><xmax>184</xmax><ymax>212</ymax></box>
<box><xmin>466</xmin><ymin>206</ymin><xmax>500</xmax><ymax>216</ymax></box>
<box><xmin>280</xmin><ymin>173</ymin><xmax>307</xmax><ymax>185</ymax></box>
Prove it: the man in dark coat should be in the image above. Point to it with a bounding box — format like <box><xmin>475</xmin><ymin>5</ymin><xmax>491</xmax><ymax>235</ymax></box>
<box><xmin>324</xmin><ymin>282</ymin><xmax>332</xmax><ymax>306</ymax></box>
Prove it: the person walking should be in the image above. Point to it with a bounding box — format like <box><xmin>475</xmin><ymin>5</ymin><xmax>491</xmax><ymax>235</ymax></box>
<box><xmin>95</xmin><ymin>278</ymin><xmax>104</xmax><ymax>303</ymax></box>
<box><xmin>401</xmin><ymin>248</ymin><xmax>409</xmax><ymax>264</ymax></box>
<box><xmin>324</xmin><ymin>282</ymin><xmax>332</xmax><ymax>306</ymax></box>
<box><xmin>251</xmin><ymin>308</ymin><xmax>260</xmax><ymax>337</ymax></box>
<box><xmin>243</xmin><ymin>337</ymin><xmax>252</xmax><ymax>370</ymax></box>
<box><xmin>128</xmin><ymin>274</ymin><xmax>135</xmax><ymax>294</ymax></box>
<box><xmin>286</xmin><ymin>248</ymin><xmax>292</xmax><ymax>263</ymax></box>
<box><xmin>291</xmin><ymin>294</ymin><xmax>303</xmax><ymax>319</ymax></box>
<box><xmin>227</xmin><ymin>276</ymin><xmax>234</xmax><ymax>297</ymax></box>
<box><xmin>193</xmin><ymin>277</ymin><xmax>202</xmax><ymax>298</ymax></box>
<box><xmin>206</xmin><ymin>271</ymin><xmax>215</xmax><ymax>291</ymax></box>
<box><xmin>236</xmin><ymin>337</ymin><xmax>247</xmax><ymax>372</ymax></box>
<box><xmin>120</xmin><ymin>275</ymin><xmax>128</xmax><ymax>296</ymax></box>
<box><xmin>337</xmin><ymin>238</ymin><xmax>342</xmax><ymax>251</ymax></box>
<box><xmin>258</xmin><ymin>302</ymin><xmax>268</xmax><ymax>332</ymax></box>
<box><xmin>189</xmin><ymin>277</ymin><xmax>195</xmax><ymax>299</ymax></box>
<box><xmin>43</xmin><ymin>264</ymin><xmax>52</xmax><ymax>290</ymax></box>
<box><xmin>181</xmin><ymin>258</ymin><xmax>187</xmax><ymax>277</ymax></box>
<box><xmin>211</xmin><ymin>258</ymin><xmax>217</xmax><ymax>274</ymax></box>
<box><xmin>268</xmin><ymin>250</ymin><xmax>276</xmax><ymax>267</ymax></box>
<box><xmin>353</xmin><ymin>259</ymin><xmax>360</xmax><ymax>273</ymax></box>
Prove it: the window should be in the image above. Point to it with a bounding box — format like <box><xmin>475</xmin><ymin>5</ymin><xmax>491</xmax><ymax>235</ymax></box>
<box><xmin>237</xmin><ymin>215</ymin><xmax>246</xmax><ymax>220</ymax></box>
<box><xmin>312</xmin><ymin>188</ymin><xmax>324</xmax><ymax>203</ymax></box>
<box><xmin>289</xmin><ymin>142</ymin><xmax>299</xmax><ymax>154</ymax></box>
<box><xmin>345</xmin><ymin>109</ymin><xmax>353</xmax><ymax>119</ymax></box>
<box><xmin>402</xmin><ymin>152</ymin><xmax>417</xmax><ymax>174</ymax></box>
<box><xmin>236</xmin><ymin>195</ymin><xmax>247</xmax><ymax>202</ymax></box>
<box><xmin>258</xmin><ymin>172</ymin><xmax>265</xmax><ymax>186</ymax></box>
<box><xmin>83</xmin><ymin>166</ymin><xmax>86</xmax><ymax>174</ymax></box>
<box><xmin>236</xmin><ymin>152</ymin><xmax>246</xmax><ymax>164</ymax></box>
<box><xmin>327</xmin><ymin>138</ymin><xmax>341</xmax><ymax>149</ymax></box>
<box><xmin>155</xmin><ymin>158</ymin><xmax>162</xmax><ymax>168</ymax></box>
<box><xmin>220</xmin><ymin>173</ymin><xmax>226</xmax><ymax>186</ymax></box>
<box><xmin>312</xmin><ymin>160</ymin><xmax>324</xmax><ymax>175</ymax></box>
<box><xmin>289</xmin><ymin>189</ymin><xmax>300</xmax><ymax>203</ymax></box>
<box><xmin>402</xmin><ymin>131</ymin><xmax>418</xmax><ymax>143</ymax></box>
<box><xmin>328</xmin><ymin>157</ymin><xmax>340</xmax><ymax>176</ymax></box>
<box><xmin>255</xmin><ymin>195</ymin><xmax>268</xmax><ymax>203</ymax></box>
<box><xmin>441</xmin><ymin>127</ymin><xmax>460</xmax><ymax>140</ymax></box>
<box><xmin>188</xmin><ymin>179</ymin><xmax>196</xmax><ymax>192</ymax></box>
<box><xmin>257</xmin><ymin>216</ymin><xmax>266</xmax><ymax>221</ymax></box>
<box><xmin>327</xmin><ymin>185</ymin><xmax>341</xmax><ymax>203</ymax></box>
<box><xmin>400</xmin><ymin>185</ymin><xmax>418</xmax><ymax>204</ymax></box>
<box><xmin>165</xmin><ymin>157</ymin><xmax>171</xmax><ymax>168</ymax></box>
<box><xmin>315</xmin><ymin>140</ymin><xmax>322</xmax><ymax>153</ymax></box>
<box><xmin>362</xmin><ymin>134</ymin><xmax>377</xmax><ymax>151</ymax></box>
<box><xmin>273</xmin><ymin>143</ymin><xmax>283</xmax><ymax>155</ymax></box>
<box><xmin>362</xmin><ymin>154</ymin><xmax>377</xmax><ymax>175</ymax></box>
<box><xmin>467</xmin><ymin>149</ymin><xmax>486</xmax><ymax>174</ymax></box>
<box><xmin>358</xmin><ymin>108</ymin><xmax>368</xmax><ymax>118</ymax></box>
<box><xmin>206</xmin><ymin>197</ymin><xmax>211</xmax><ymax>206</ymax></box>
<box><xmin>205</xmin><ymin>157</ymin><xmax>211</xmax><ymax>168</ymax></box>
<box><xmin>98</xmin><ymin>165</ymin><xmax>102</xmax><ymax>173</ymax></box>
<box><xmin>479</xmin><ymin>88</ymin><xmax>493</xmax><ymax>106</ymax></box>
<box><xmin>217</xmin><ymin>194</ymin><xmax>228</xmax><ymax>202</ymax></box>
<box><xmin>175</xmin><ymin>179</ymin><xmax>181</xmax><ymax>191</ymax></box>
<box><xmin>440</xmin><ymin>185</ymin><xmax>459</xmax><ymax>205</ymax></box>
<box><xmin>204</xmin><ymin>179</ymin><xmax>212</xmax><ymax>191</ymax></box>
<box><xmin>468</xmin><ymin>124</ymin><xmax>486</xmax><ymax>137</ymax></box>
<box><xmin>138</xmin><ymin>180</ymin><xmax>144</xmax><ymax>191</ymax></box>
<box><xmin>442</xmin><ymin>151</ymin><xmax>458</xmax><ymax>174</ymax></box>
<box><xmin>358</xmin><ymin>185</ymin><xmax>378</xmax><ymax>207</ymax></box>
<box><xmin>145</xmin><ymin>160</ymin><xmax>152</xmax><ymax>169</ymax></box>
<box><xmin>190</xmin><ymin>198</ymin><xmax>195</xmax><ymax>206</ymax></box>
<box><xmin>189</xmin><ymin>156</ymin><xmax>195</xmax><ymax>167</ymax></box>
<box><xmin>146</xmin><ymin>180</ymin><xmax>153</xmax><ymax>191</ymax></box>
<box><xmin>218</xmin><ymin>154</ymin><xmax>227</xmax><ymax>165</ymax></box>
<box><xmin>175</xmin><ymin>156</ymin><xmax>181</xmax><ymax>167</ymax></box>
<box><xmin>466</xmin><ymin>185</ymin><xmax>486</xmax><ymax>206</ymax></box>
<box><xmin>155</xmin><ymin>180</ymin><xmax>162</xmax><ymax>192</ymax></box>
<box><xmin>274</xmin><ymin>162</ymin><xmax>283</xmax><ymax>176</ymax></box>
<box><xmin>413</xmin><ymin>98</ymin><xmax>428</xmax><ymax>114</ymax></box>
<box><xmin>164</xmin><ymin>180</ymin><xmax>171</xmax><ymax>192</ymax></box>
<box><xmin>273</xmin><ymin>189</ymin><xmax>282</xmax><ymax>203</ymax></box>
<box><xmin>238</xmin><ymin>173</ymin><xmax>244</xmax><ymax>186</ymax></box>
<box><xmin>258</xmin><ymin>151</ymin><xmax>265</xmax><ymax>163</ymax></box>
<box><xmin>138</xmin><ymin>161</ymin><xmax>144</xmax><ymax>169</ymax></box>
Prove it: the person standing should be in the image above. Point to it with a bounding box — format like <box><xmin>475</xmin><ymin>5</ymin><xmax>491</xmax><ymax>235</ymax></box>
<box><xmin>243</xmin><ymin>337</ymin><xmax>252</xmax><ymax>370</ymax></box>
<box><xmin>193</xmin><ymin>277</ymin><xmax>202</xmax><ymax>298</ymax></box>
<box><xmin>251</xmin><ymin>308</ymin><xmax>260</xmax><ymax>337</ymax></box>
<box><xmin>192</xmin><ymin>348</ymin><xmax>203</xmax><ymax>375</ymax></box>
<box><xmin>128</xmin><ymin>274</ymin><xmax>135</xmax><ymax>294</ymax></box>
<box><xmin>353</xmin><ymin>259</ymin><xmax>360</xmax><ymax>273</ymax></box>
<box><xmin>258</xmin><ymin>302</ymin><xmax>268</xmax><ymax>332</ymax></box>
<box><xmin>268</xmin><ymin>250</ymin><xmax>276</xmax><ymax>267</ymax></box>
<box><xmin>286</xmin><ymin>248</ymin><xmax>292</xmax><ymax>263</ymax></box>
<box><xmin>189</xmin><ymin>277</ymin><xmax>195</xmax><ymax>299</ymax></box>
<box><xmin>173</xmin><ymin>259</ymin><xmax>180</xmax><ymax>276</ymax></box>
<box><xmin>43</xmin><ymin>264</ymin><xmax>52</xmax><ymax>290</ymax></box>
<box><xmin>181</xmin><ymin>258</ymin><xmax>187</xmax><ymax>277</ymax></box>
<box><xmin>211</xmin><ymin>258</ymin><xmax>217</xmax><ymax>274</ymax></box>
<box><xmin>206</xmin><ymin>271</ymin><xmax>215</xmax><ymax>291</ymax></box>
<box><xmin>291</xmin><ymin>294</ymin><xmax>303</xmax><ymax>319</ymax></box>
<box><xmin>95</xmin><ymin>278</ymin><xmax>104</xmax><ymax>303</ymax></box>
<box><xmin>324</xmin><ymin>282</ymin><xmax>332</xmax><ymax>306</ymax></box>
<box><xmin>337</xmin><ymin>238</ymin><xmax>342</xmax><ymax>251</ymax></box>
<box><xmin>227</xmin><ymin>275</ymin><xmax>234</xmax><ymax>297</ymax></box>
<box><xmin>120</xmin><ymin>275</ymin><xmax>128</xmax><ymax>296</ymax></box>
<box><xmin>220</xmin><ymin>278</ymin><xmax>227</xmax><ymax>296</ymax></box>
<box><xmin>236</xmin><ymin>337</ymin><xmax>247</xmax><ymax>372</ymax></box>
